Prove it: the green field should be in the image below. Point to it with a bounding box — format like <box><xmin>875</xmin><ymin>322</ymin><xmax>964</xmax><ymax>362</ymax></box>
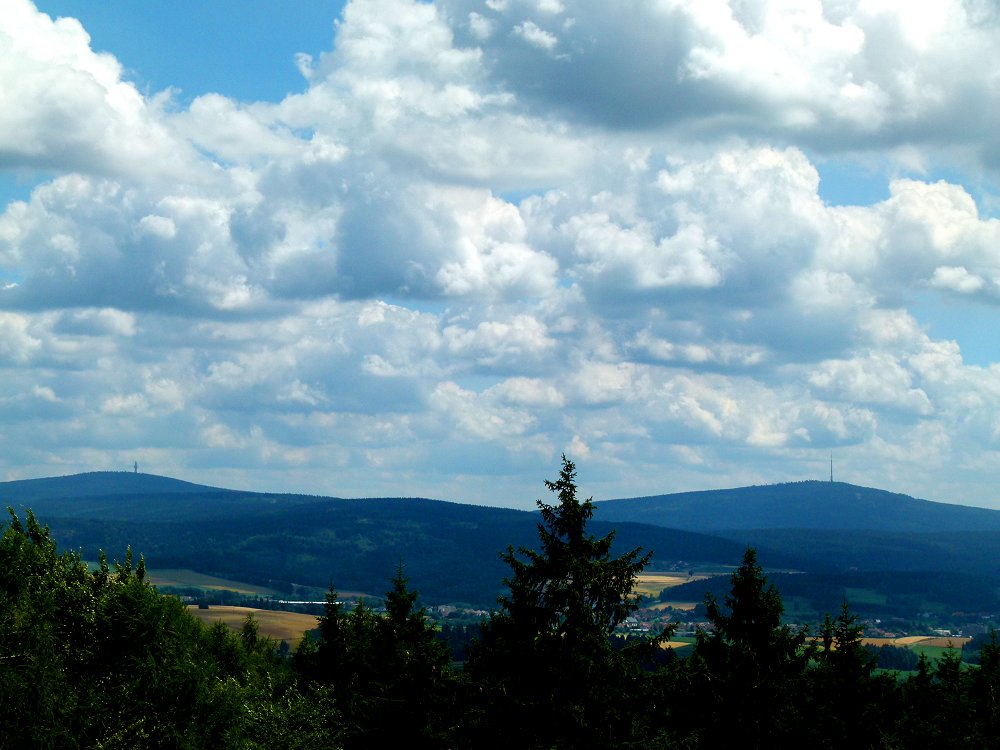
<box><xmin>908</xmin><ymin>642</ymin><xmax>966</xmax><ymax>662</ymax></box>
<box><xmin>146</xmin><ymin>568</ymin><xmax>279</xmax><ymax>596</ymax></box>
<box><xmin>844</xmin><ymin>587</ymin><xmax>888</xmax><ymax>605</ymax></box>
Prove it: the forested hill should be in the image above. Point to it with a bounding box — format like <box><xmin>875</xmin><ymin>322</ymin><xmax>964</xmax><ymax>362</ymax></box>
<box><xmin>8</xmin><ymin>467</ymin><xmax>1000</xmax><ymax>749</ymax></box>
<box><xmin>1</xmin><ymin>471</ymin><xmax>329</xmax><ymax>523</ymax></box>
<box><xmin>11</xmin><ymin>472</ymin><xmax>998</xmax><ymax>533</ymax></box>
<box><xmin>0</xmin><ymin>471</ymin><xmax>772</xmax><ymax>605</ymax></box>
<box><xmin>8</xmin><ymin>471</ymin><xmax>1000</xmax><ymax>606</ymax></box>
<box><xmin>594</xmin><ymin>480</ymin><xmax>1000</xmax><ymax>533</ymax></box>
<box><xmin>0</xmin><ymin>471</ymin><xmax>227</xmax><ymax>503</ymax></box>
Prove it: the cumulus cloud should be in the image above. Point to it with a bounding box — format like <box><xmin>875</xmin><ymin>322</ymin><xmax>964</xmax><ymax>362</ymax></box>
<box><xmin>443</xmin><ymin>0</ymin><xmax>1000</xmax><ymax>161</ymax></box>
<box><xmin>2</xmin><ymin>0</ymin><xmax>1000</xmax><ymax>507</ymax></box>
<box><xmin>0</xmin><ymin>0</ymin><xmax>193</xmax><ymax>179</ymax></box>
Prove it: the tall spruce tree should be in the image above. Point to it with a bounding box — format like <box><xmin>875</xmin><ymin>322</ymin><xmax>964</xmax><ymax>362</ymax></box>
<box><xmin>374</xmin><ymin>565</ymin><xmax>454</xmax><ymax>748</ymax></box>
<box><xmin>466</xmin><ymin>456</ymin><xmax>664</xmax><ymax>749</ymax></box>
<box><xmin>306</xmin><ymin>569</ymin><xmax>454</xmax><ymax>749</ymax></box>
<box><xmin>966</xmin><ymin>632</ymin><xmax>1000</xmax><ymax>745</ymax></box>
<box><xmin>804</xmin><ymin>602</ymin><xmax>893</xmax><ymax>749</ymax></box>
<box><xmin>690</xmin><ymin>547</ymin><xmax>808</xmax><ymax>748</ymax></box>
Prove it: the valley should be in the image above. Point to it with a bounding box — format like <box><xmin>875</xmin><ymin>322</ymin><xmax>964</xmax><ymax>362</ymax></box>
<box><xmin>5</xmin><ymin>471</ymin><xmax>1000</xmax><ymax>638</ymax></box>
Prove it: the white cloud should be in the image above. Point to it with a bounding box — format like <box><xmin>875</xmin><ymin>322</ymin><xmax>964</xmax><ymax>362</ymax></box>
<box><xmin>0</xmin><ymin>312</ymin><xmax>42</xmax><ymax>364</ymax></box>
<box><xmin>444</xmin><ymin>314</ymin><xmax>554</xmax><ymax>367</ymax></box>
<box><xmin>467</xmin><ymin>12</ymin><xmax>495</xmax><ymax>41</ymax></box>
<box><xmin>2</xmin><ymin>0</ymin><xmax>1000</xmax><ymax>507</ymax></box>
<box><xmin>514</xmin><ymin>21</ymin><xmax>558</xmax><ymax>51</ymax></box>
<box><xmin>487</xmin><ymin>377</ymin><xmax>566</xmax><ymax>408</ymax></box>
<box><xmin>101</xmin><ymin>393</ymin><xmax>148</xmax><ymax>416</ymax></box>
<box><xmin>60</xmin><ymin>308</ymin><xmax>136</xmax><ymax>337</ymax></box>
<box><xmin>0</xmin><ymin>1</ymin><xmax>193</xmax><ymax>179</ymax></box>
<box><xmin>809</xmin><ymin>353</ymin><xmax>934</xmax><ymax>415</ymax></box>
<box><xmin>930</xmin><ymin>266</ymin><xmax>986</xmax><ymax>294</ymax></box>
<box><xmin>172</xmin><ymin>94</ymin><xmax>308</xmax><ymax>165</ymax></box>
<box><xmin>429</xmin><ymin>380</ymin><xmax>536</xmax><ymax>440</ymax></box>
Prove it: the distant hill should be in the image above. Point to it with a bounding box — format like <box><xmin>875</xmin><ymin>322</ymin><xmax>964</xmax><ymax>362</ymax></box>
<box><xmin>592</xmin><ymin>480</ymin><xmax>1000</xmax><ymax>615</ymax></box>
<box><xmin>594</xmin><ymin>480</ymin><xmax>1000</xmax><ymax>533</ymax></box>
<box><xmin>0</xmin><ymin>471</ymin><xmax>334</xmax><ymax>523</ymax></box>
<box><xmin>7</xmin><ymin>472</ymin><xmax>1000</xmax><ymax>612</ymax></box>
<box><xmin>0</xmin><ymin>471</ymin><xmax>226</xmax><ymax>502</ymax></box>
<box><xmin>0</xmin><ymin>472</ymin><xmax>769</xmax><ymax>606</ymax></box>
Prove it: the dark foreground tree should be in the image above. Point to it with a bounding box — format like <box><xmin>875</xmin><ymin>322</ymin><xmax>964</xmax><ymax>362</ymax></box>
<box><xmin>466</xmin><ymin>455</ymin><xmax>667</xmax><ymax>749</ymax></box>
<box><xmin>301</xmin><ymin>567</ymin><xmax>455</xmax><ymax>749</ymax></box>
<box><xmin>803</xmin><ymin>602</ymin><xmax>895</xmax><ymax>749</ymax></box>
<box><xmin>687</xmin><ymin>547</ymin><xmax>809</xmax><ymax>748</ymax></box>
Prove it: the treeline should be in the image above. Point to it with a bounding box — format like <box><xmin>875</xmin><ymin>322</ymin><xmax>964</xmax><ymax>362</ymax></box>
<box><xmin>3</xmin><ymin>457</ymin><xmax>1000</xmax><ymax>748</ymax></box>
<box><xmin>0</xmin><ymin>510</ymin><xmax>339</xmax><ymax>748</ymax></box>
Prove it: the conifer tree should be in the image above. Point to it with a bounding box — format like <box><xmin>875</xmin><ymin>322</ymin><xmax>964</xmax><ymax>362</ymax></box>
<box><xmin>374</xmin><ymin>565</ymin><xmax>454</xmax><ymax>748</ymax></box>
<box><xmin>805</xmin><ymin>602</ymin><xmax>893</xmax><ymax>749</ymax></box>
<box><xmin>467</xmin><ymin>456</ymin><xmax>664</xmax><ymax>749</ymax></box>
<box><xmin>307</xmin><ymin>569</ymin><xmax>454</xmax><ymax>749</ymax></box>
<box><xmin>965</xmin><ymin>631</ymin><xmax>1000</xmax><ymax>747</ymax></box>
<box><xmin>691</xmin><ymin>547</ymin><xmax>808</xmax><ymax>748</ymax></box>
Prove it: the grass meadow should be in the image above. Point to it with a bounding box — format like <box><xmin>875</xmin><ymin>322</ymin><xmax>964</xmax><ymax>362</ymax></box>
<box><xmin>146</xmin><ymin>568</ymin><xmax>279</xmax><ymax>596</ymax></box>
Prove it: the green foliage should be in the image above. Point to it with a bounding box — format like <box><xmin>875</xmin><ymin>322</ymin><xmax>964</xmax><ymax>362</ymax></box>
<box><xmin>301</xmin><ymin>567</ymin><xmax>456</xmax><ymax>749</ymax></box>
<box><xmin>965</xmin><ymin>632</ymin><xmax>1000</xmax><ymax>745</ymax></box>
<box><xmin>687</xmin><ymin>548</ymin><xmax>809</xmax><ymax>748</ymax></box>
<box><xmin>466</xmin><ymin>456</ymin><xmax>666</xmax><ymax>749</ymax></box>
<box><xmin>10</xmin><ymin>464</ymin><xmax>1000</xmax><ymax>749</ymax></box>
<box><xmin>0</xmin><ymin>508</ymin><xmax>335</xmax><ymax>750</ymax></box>
<box><xmin>867</xmin><ymin>642</ymin><xmax>920</xmax><ymax>671</ymax></box>
<box><xmin>891</xmin><ymin>639</ymin><xmax>1000</xmax><ymax>750</ymax></box>
<box><xmin>802</xmin><ymin>603</ymin><xmax>895</xmax><ymax>748</ymax></box>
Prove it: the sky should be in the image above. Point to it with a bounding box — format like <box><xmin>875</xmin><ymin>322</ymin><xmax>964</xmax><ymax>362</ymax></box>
<box><xmin>3</xmin><ymin>0</ymin><xmax>1000</xmax><ymax>510</ymax></box>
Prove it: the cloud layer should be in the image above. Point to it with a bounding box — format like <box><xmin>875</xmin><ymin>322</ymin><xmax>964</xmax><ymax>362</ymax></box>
<box><xmin>2</xmin><ymin>0</ymin><xmax>1000</xmax><ymax>507</ymax></box>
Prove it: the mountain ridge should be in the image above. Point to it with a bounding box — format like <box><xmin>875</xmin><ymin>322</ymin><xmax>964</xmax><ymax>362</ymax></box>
<box><xmin>0</xmin><ymin>471</ymin><xmax>229</xmax><ymax>501</ymax></box>
<box><xmin>6</xmin><ymin>471</ymin><xmax>1000</xmax><ymax>609</ymax></box>
<box><xmin>0</xmin><ymin>471</ymin><xmax>777</xmax><ymax>604</ymax></box>
<box><xmin>594</xmin><ymin>479</ymin><xmax>1000</xmax><ymax>533</ymax></box>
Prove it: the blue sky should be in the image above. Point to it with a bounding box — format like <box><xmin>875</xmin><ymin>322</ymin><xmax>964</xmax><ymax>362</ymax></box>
<box><xmin>3</xmin><ymin>0</ymin><xmax>1000</xmax><ymax>509</ymax></box>
<box><xmin>36</xmin><ymin>1</ymin><xmax>345</xmax><ymax>103</ymax></box>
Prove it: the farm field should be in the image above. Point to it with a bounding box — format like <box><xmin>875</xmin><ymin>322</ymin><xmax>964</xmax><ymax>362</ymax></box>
<box><xmin>894</xmin><ymin>637</ymin><xmax>971</xmax><ymax>664</ymax></box>
<box><xmin>647</xmin><ymin>601</ymin><xmax>699</xmax><ymax>612</ymax></box>
<box><xmin>188</xmin><ymin>605</ymin><xmax>319</xmax><ymax>645</ymax></box>
<box><xmin>634</xmin><ymin>571</ymin><xmax>708</xmax><ymax>598</ymax></box>
<box><xmin>843</xmin><ymin>635</ymin><xmax>971</xmax><ymax>666</ymax></box>
<box><xmin>148</xmin><ymin>568</ymin><xmax>279</xmax><ymax>596</ymax></box>
<box><xmin>845</xmin><ymin>587</ymin><xmax>889</xmax><ymax>605</ymax></box>
<box><xmin>862</xmin><ymin>636</ymin><xmax>970</xmax><ymax>649</ymax></box>
<box><xmin>662</xmin><ymin>640</ymin><xmax>695</xmax><ymax>650</ymax></box>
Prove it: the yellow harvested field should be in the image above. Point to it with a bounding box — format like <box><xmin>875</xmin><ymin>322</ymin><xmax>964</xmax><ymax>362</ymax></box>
<box><xmin>188</xmin><ymin>605</ymin><xmax>319</xmax><ymax>645</ymax></box>
<box><xmin>633</xmin><ymin>572</ymin><xmax>707</xmax><ymax>597</ymax></box>
<box><xmin>661</xmin><ymin>640</ymin><xmax>694</xmax><ymax>650</ymax></box>
<box><xmin>149</xmin><ymin>569</ymin><xmax>278</xmax><ymax>596</ymax></box>
<box><xmin>858</xmin><ymin>638</ymin><xmax>895</xmax><ymax>647</ymax></box>
<box><xmin>861</xmin><ymin>636</ymin><xmax>971</xmax><ymax>648</ymax></box>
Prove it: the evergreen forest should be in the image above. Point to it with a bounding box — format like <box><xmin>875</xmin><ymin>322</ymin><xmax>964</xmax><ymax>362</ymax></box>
<box><xmin>3</xmin><ymin>457</ymin><xmax>1000</xmax><ymax>749</ymax></box>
